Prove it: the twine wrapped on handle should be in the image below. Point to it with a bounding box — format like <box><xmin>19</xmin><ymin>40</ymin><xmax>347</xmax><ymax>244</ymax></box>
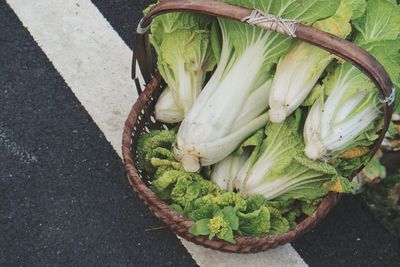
<box><xmin>380</xmin><ymin>87</ymin><xmax>396</xmax><ymax>105</ymax></box>
<box><xmin>241</xmin><ymin>9</ymin><xmax>298</xmax><ymax>38</ymax></box>
<box><xmin>126</xmin><ymin>0</ymin><xmax>395</xmax><ymax>253</ymax></box>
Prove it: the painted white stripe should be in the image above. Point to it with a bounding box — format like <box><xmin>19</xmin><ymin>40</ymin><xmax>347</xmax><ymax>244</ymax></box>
<box><xmin>6</xmin><ymin>0</ymin><xmax>307</xmax><ymax>266</ymax></box>
<box><xmin>6</xmin><ymin>0</ymin><xmax>143</xmax><ymax>157</ymax></box>
<box><xmin>181</xmin><ymin>238</ymin><xmax>307</xmax><ymax>267</ymax></box>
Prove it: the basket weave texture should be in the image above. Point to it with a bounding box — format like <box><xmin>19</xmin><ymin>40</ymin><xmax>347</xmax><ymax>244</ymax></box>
<box><xmin>122</xmin><ymin>72</ymin><xmax>341</xmax><ymax>253</ymax></box>
<box><xmin>123</xmin><ymin>0</ymin><xmax>394</xmax><ymax>253</ymax></box>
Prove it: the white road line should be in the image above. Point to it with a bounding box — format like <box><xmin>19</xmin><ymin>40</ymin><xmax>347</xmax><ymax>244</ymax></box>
<box><xmin>6</xmin><ymin>0</ymin><xmax>142</xmax><ymax>157</ymax></box>
<box><xmin>6</xmin><ymin>0</ymin><xmax>307</xmax><ymax>266</ymax></box>
<box><xmin>181</xmin><ymin>238</ymin><xmax>307</xmax><ymax>267</ymax></box>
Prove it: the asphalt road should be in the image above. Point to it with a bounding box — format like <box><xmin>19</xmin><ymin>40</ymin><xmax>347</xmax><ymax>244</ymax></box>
<box><xmin>1</xmin><ymin>0</ymin><xmax>399</xmax><ymax>266</ymax></box>
<box><xmin>0</xmin><ymin>1</ymin><xmax>195</xmax><ymax>266</ymax></box>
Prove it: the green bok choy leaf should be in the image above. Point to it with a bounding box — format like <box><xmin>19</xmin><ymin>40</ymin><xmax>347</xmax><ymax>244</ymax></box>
<box><xmin>175</xmin><ymin>0</ymin><xmax>340</xmax><ymax>172</ymax></box>
<box><xmin>304</xmin><ymin>0</ymin><xmax>400</xmax><ymax>160</ymax></box>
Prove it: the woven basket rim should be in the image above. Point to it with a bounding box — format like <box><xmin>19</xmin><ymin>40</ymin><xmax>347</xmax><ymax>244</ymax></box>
<box><xmin>133</xmin><ymin>0</ymin><xmax>395</xmax><ymax>162</ymax></box>
<box><xmin>122</xmin><ymin>73</ymin><xmax>341</xmax><ymax>253</ymax></box>
<box><xmin>125</xmin><ymin>0</ymin><xmax>395</xmax><ymax>253</ymax></box>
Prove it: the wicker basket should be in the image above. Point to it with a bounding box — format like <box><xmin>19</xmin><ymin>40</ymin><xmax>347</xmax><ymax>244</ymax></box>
<box><xmin>122</xmin><ymin>0</ymin><xmax>395</xmax><ymax>253</ymax></box>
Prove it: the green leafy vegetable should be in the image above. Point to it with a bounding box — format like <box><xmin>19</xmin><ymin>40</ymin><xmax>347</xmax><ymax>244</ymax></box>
<box><xmin>188</xmin><ymin>203</ymin><xmax>220</xmax><ymax>221</ymax></box>
<box><xmin>352</xmin><ymin>0</ymin><xmax>400</xmax><ymax>44</ymax></box>
<box><xmin>189</xmin><ymin>218</ymin><xmax>212</xmax><ymax>236</ymax></box>
<box><xmin>269</xmin><ymin>207</ymin><xmax>291</xmax><ymax>234</ymax></box>
<box><xmin>269</xmin><ymin>0</ymin><xmax>354</xmax><ymax>123</ymax></box>
<box><xmin>245</xmin><ymin>194</ymin><xmax>267</xmax><ymax>212</ymax></box>
<box><xmin>139</xmin><ymin>0</ymin><xmax>400</xmax><ymax>244</ymax></box>
<box><xmin>300</xmin><ymin>198</ymin><xmax>323</xmax><ymax>216</ymax></box>
<box><xmin>154</xmin><ymin>87</ymin><xmax>185</xmax><ymax>123</ymax></box>
<box><xmin>236</xmin><ymin>116</ymin><xmax>334</xmax><ymax>200</ymax></box>
<box><xmin>237</xmin><ymin>206</ymin><xmax>271</xmax><ymax>236</ymax></box>
<box><xmin>323</xmin><ymin>176</ymin><xmax>358</xmax><ymax>193</ymax></box>
<box><xmin>304</xmin><ymin>0</ymin><xmax>400</xmax><ymax>160</ymax></box>
<box><xmin>189</xmin><ymin>206</ymin><xmax>239</xmax><ymax>244</ymax></box>
<box><xmin>347</xmin><ymin>0</ymin><xmax>367</xmax><ymax>19</ymax></box>
<box><xmin>172</xmin><ymin>173</ymin><xmax>221</xmax><ymax>208</ymax></box>
<box><xmin>137</xmin><ymin>129</ymin><xmax>177</xmax><ymax>174</ymax></box>
<box><xmin>174</xmin><ymin>0</ymin><xmax>340</xmax><ymax>172</ymax></box>
<box><xmin>151</xmin><ymin>170</ymin><xmax>185</xmax><ymax>200</ymax></box>
<box><xmin>211</xmin><ymin>129</ymin><xmax>264</xmax><ymax>191</ymax></box>
<box><xmin>194</xmin><ymin>192</ymin><xmax>247</xmax><ymax>211</ymax></box>
<box><xmin>149</xmin><ymin>11</ymin><xmax>217</xmax><ymax>122</ymax></box>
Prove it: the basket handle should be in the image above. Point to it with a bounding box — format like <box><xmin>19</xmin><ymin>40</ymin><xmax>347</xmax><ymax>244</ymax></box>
<box><xmin>132</xmin><ymin>0</ymin><xmax>395</xmax><ymax>164</ymax></box>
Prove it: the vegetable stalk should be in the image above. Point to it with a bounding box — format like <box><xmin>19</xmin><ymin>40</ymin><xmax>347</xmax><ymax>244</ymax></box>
<box><xmin>175</xmin><ymin>0</ymin><xmax>341</xmax><ymax>172</ymax></box>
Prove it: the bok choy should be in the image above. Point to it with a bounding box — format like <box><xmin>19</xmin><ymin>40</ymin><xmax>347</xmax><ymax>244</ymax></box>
<box><xmin>211</xmin><ymin>130</ymin><xmax>264</xmax><ymax>191</ymax></box>
<box><xmin>304</xmin><ymin>0</ymin><xmax>400</xmax><ymax>160</ymax></box>
<box><xmin>149</xmin><ymin>12</ymin><xmax>217</xmax><ymax>122</ymax></box>
<box><xmin>268</xmin><ymin>0</ymin><xmax>357</xmax><ymax>123</ymax></box>
<box><xmin>134</xmin><ymin>0</ymin><xmax>400</xmax><ymax>243</ymax></box>
<box><xmin>236</xmin><ymin>115</ymin><xmax>337</xmax><ymax>200</ymax></box>
<box><xmin>174</xmin><ymin>0</ymin><xmax>341</xmax><ymax>172</ymax></box>
<box><xmin>155</xmin><ymin>87</ymin><xmax>185</xmax><ymax>123</ymax></box>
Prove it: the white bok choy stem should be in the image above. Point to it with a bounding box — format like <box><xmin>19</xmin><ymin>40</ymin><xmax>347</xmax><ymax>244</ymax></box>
<box><xmin>211</xmin><ymin>153</ymin><xmax>249</xmax><ymax>192</ymax></box>
<box><xmin>155</xmin><ymin>87</ymin><xmax>185</xmax><ymax>123</ymax></box>
<box><xmin>304</xmin><ymin>0</ymin><xmax>400</xmax><ymax>160</ymax></box>
<box><xmin>303</xmin><ymin>79</ymin><xmax>379</xmax><ymax>160</ymax></box>
<box><xmin>174</xmin><ymin>0</ymin><xmax>341</xmax><ymax>172</ymax></box>
<box><xmin>211</xmin><ymin>129</ymin><xmax>264</xmax><ymax>191</ymax></box>
<box><xmin>149</xmin><ymin>12</ymin><xmax>216</xmax><ymax>122</ymax></box>
<box><xmin>235</xmin><ymin>116</ymin><xmax>336</xmax><ymax>200</ymax></box>
<box><xmin>269</xmin><ymin>0</ymin><xmax>354</xmax><ymax>123</ymax></box>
